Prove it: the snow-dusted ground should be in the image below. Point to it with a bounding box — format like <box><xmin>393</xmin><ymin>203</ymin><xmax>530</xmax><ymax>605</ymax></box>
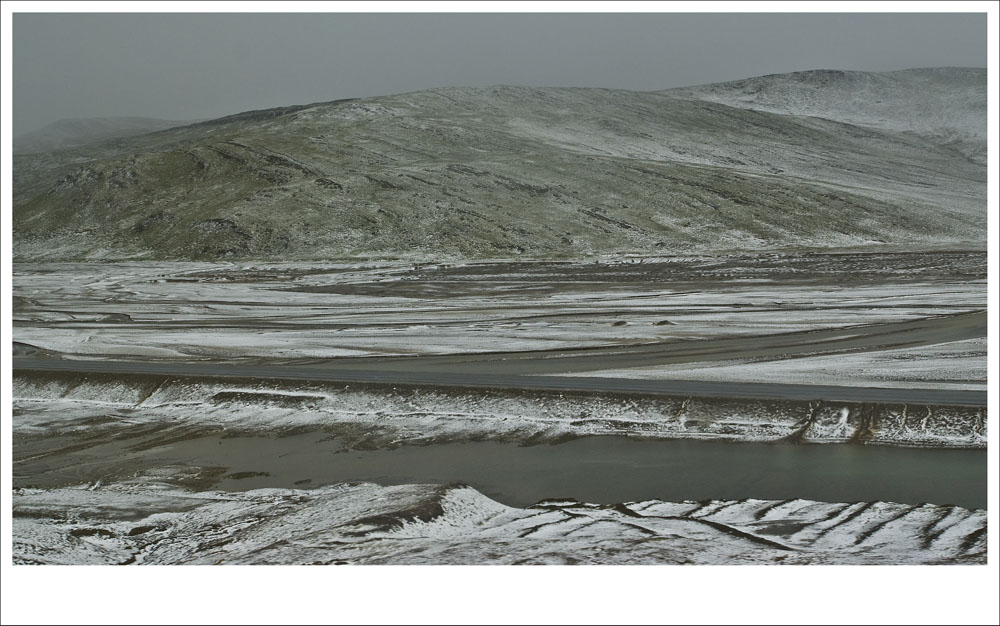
<box><xmin>666</xmin><ymin>68</ymin><xmax>987</xmax><ymax>163</ymax></box>
<box><xmin>12</xmin><ymin>371</ymin><xmax>986</xmax><ymax>449</ymax></box>
<box><xmin>12</xmin><ymin>258</ymin><xmax>986</xmax><ymax>367</ymax></box>
<box><xmin>12</xmin><ymin>478</ymin><xmax>986</xmax><ymax>565</ymax></box>
<box><xmin>12</xmin><ymin>255</ymin><xmax>987</xmax><ymax>565</ymax></box>
<box><xmin>12</xmin><ymin>256</ymin><xmax>987</xmax><ymax>449</ymax></box>
<box><xmin>556</xmin><ymin>338</ymin><xmax>986</xmax><ymax>391</ymax></box>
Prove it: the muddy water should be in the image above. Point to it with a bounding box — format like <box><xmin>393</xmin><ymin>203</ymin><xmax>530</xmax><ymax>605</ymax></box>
<box><xmin>18</xmin><ymin>431</ymin><xmax>986</xmax><ymax>509</ymax></box>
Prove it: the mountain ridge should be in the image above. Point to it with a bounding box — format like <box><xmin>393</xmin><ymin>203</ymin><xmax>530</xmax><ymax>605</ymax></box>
<box><xmin>13</xmin><ymin>68</ymin><xmax>986</xmax><ymax>261</ymax></box>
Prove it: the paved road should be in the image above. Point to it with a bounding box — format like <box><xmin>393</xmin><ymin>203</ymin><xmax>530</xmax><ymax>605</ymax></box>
<box><xmin>13</xmin><ymin>356</ymin><xmax>986</xmax><ymax>406</ymax></box>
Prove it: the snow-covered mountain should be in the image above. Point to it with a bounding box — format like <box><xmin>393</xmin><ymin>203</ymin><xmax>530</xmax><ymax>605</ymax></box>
<box><xmin>12</xmin><ymin>68</ymin><xmax>986</xmax><ymax>261</ymax></box>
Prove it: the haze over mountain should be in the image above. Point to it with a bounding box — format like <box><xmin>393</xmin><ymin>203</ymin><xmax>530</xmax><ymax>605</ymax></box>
<box><xmin>13</xmin><ymin>116</ymin><xmax>199</xmax><ymax>155</ymax></box>
<box><xmin>12</xmin><ymin>68</ymin><xmax>986</xmax><ymax>261</ymax></box>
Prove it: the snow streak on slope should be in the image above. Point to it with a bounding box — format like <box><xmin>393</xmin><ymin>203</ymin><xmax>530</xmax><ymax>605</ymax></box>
<box><xmin>12</xmin><ymin>480</ymin><xmax>986</xmax><ymax>565</ymax></box>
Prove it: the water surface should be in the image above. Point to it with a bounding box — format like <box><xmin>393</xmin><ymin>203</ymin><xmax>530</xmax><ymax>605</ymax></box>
<box><xmin>139</xmin><ymin>433</ymin><xmax>987</xmax><ymax>509</ymax></box>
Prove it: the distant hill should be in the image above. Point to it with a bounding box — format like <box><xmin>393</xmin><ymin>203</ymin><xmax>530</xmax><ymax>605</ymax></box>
<box><xmin>13</xmin><ymin>116</ymin><xmax>198</xmax><ymax>154</ymax></box>
<box><xmin>665</xmin><ymin>67</ymin><xmax>986</xmax><ymax>163</ymax></box>
<box><xmin>12</xmin><ymin>68</ymin><xmax>986</xmax><ymax>261</ymax></box>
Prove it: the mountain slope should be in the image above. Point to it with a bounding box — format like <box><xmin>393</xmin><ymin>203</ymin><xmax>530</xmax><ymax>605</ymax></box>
<box><xmin>12</xmin><ymin>69</ymin><xmax>986</xmax><ymax>261</ymax></box>
<box><xmin>13</xmin><ymin>116</ymin><xmax>199</xmax><ymax>155</ymax></box>
<box><xmin>665</xmin><ymin>68</ymin><xmax>986</xmax><ymax>163</ymax></box>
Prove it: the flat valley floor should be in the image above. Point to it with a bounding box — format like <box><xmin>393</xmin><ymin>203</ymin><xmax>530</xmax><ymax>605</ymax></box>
<box><xmin>11</xmin><ymin>251</ymin><xmax>988</xmax><ymax>564</ymax></box>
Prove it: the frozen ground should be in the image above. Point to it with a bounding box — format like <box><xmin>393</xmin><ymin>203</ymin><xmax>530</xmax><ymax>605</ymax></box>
<box><xmin>11</xmin><ymin>253</ymin><xmax>988</xmax><ymax>565</ymax></box>
<box><xmin>12</xmin><ymin>255</ymin><xmax>986</xmax><ymax>382</ymax></box>
<box><xmin>12</xmin><ymin>478</ymin><xmax>986</xmax><ymax>565</ymax></box>
<box><xmin>666</xmin><ymin>68</ymin><xmax>986</xmax><ymax>164</ymax></box>
<box><xmin>557</xmin><ymin>338</ymin><xmax>986</xmax><ymax>391</ymax></box>
<box><xmin>11</xmin><ymin>371</ymin><xmax>987</xmax><ymax>450</ymax></box>
<box><xmin>12</xmin><ymin>254</ymin><xmax>988</xmax><ymax>449</ymax></box>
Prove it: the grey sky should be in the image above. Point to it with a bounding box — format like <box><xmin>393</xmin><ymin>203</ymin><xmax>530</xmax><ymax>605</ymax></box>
<box><xmin>12</xmin><ymin>12</ymin><xmax>987</xmax><ymax>136</ymax></box>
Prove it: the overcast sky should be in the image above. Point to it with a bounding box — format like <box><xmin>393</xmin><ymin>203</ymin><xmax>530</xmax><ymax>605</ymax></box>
<box><xmin>11</xmin><ymin>11</ymin><xmax>987</xmax><ymax>136</ymax></box>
